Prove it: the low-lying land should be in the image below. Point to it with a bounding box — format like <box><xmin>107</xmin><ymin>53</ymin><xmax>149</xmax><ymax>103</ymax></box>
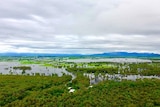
<box><xmin>0</xmin><ymin>57</ymin><xmax>160</xmax><ymax>106</ymax></box>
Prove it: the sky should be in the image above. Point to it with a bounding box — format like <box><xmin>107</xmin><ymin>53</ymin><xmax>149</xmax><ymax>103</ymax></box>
<box><xmin>0</xmin><ymin>0</ymin><xmax>160</xmax><ymax>54</ymax></box>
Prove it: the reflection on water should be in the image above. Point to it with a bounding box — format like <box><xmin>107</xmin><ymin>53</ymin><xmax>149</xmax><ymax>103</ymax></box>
<box><xmin>84</xmin><ymin>73</ymin><xmax>160</xmax><ymax>85</ymax></box>
<box><xmin>0</xmin><ymin>62</ymin><xmax>75</xmax><ymax>78</ymax></box>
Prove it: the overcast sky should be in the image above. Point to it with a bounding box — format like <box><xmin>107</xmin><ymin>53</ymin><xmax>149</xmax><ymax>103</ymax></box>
<box><xmin>0</xmin><ymin>0</ymin><xmax>160</xmax><ymax>54</ymax></box>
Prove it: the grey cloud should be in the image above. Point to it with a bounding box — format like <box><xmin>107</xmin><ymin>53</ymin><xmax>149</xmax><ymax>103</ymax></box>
<box><xmin>0</xmin><ymin>34</ymin><xmax>159</xmax><ymax>54</ymax></box>
<box><xmin>0</xmin><ymin>0</ymin><xmax>160</xmax><ymax>54</ymax></box>
<box><xmin>1</xmin><ymin>0</ymin><xmax>160</xmax><ymax>35</ymax></box>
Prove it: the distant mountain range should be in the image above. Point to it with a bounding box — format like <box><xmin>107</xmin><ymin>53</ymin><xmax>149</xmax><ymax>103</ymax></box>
<box><xmin>0</xmin><ymin>52</ymin><xmax>160</xmax><ymax>57</ymax></box>
<box><xmin>91</xmin><ymin>52</ymin><xmax>160</xmax><ymax>57</ymax></box>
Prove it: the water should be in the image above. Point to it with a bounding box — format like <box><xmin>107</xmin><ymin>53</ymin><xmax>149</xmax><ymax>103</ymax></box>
<box><xmin>84</xmin><ymin>73</ymin><xmax>160</xmax><ymax>84</ymax></box>
<box><xmin>65</xmin><ymin>58</ymin><xmax>152</xmax><ymax>63</ymax></box>
<box><xmin>1</xmin><ymin>61</ymin><xmax>159</xmax><ymax>84</ymax></box>
<box><xmin>0</xmin><ymin>62</ymin><xmax>75</xmax><ymax>78</ymax></box>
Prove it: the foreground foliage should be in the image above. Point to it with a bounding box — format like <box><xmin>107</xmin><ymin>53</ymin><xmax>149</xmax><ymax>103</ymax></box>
<box><xmin>0</xmin><ymin>75</ymin><xmax>160</xmax><ymax>107</ymax></box>
<box><xmin>0</xmin><ymin>75</ymin><xmax>72</xmax><ymax>106</ymax></box>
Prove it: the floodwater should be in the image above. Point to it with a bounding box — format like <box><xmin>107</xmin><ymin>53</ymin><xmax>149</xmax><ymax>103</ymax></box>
<box><xmin>65</xmin><ymin>58</ymin><xmax>152</xmax><ymax>63</ymax></box>
<box><xmin>84</xmin><ymin>73</ymin><xmax>160</xmax><ymax>84</ymax></box>
<box><xmin>0</xmin><ymin>60</ymin><xmax>159</xmax><ymax>84</ymax></box>
<box><xmin>0</xmin><ymin>62</ymin><xmax>74</xmax><ymax>78</ymax></box>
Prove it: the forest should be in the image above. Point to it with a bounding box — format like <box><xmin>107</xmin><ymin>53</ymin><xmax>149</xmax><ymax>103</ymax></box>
<box><xmin>0</xmin><ymin>75</ymin><xmax>160</xmax><ymax>107</ymax></box>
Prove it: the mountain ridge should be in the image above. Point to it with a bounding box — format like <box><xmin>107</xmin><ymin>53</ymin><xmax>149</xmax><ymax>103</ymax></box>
<box><xmin>0</xmin><ymin>52</ymin><xmax>160</xmax><ymax>57</ymax></box>
<box><xmin>91</xmin><ymin>52</ymin><xmax>160</xmax><ymax>57</ymax></box>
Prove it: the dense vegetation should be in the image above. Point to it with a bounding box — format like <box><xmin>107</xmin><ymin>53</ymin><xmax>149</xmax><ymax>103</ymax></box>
<box><xmin>0</xmin><ymin>75</ymin><xmax>159</xmax><ymax>106</ymax></box>
<box><xmin>0</xmin><ymin>75</ymin><xmax>72</xmax><ymax>106</ymax></box>
<box><xmin>60</xmin><ymin>79</ymin><xmax>160</xmax><ymax>107</ymax></box>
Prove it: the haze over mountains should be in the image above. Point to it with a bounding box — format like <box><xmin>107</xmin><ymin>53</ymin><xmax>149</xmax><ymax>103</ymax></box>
<box><xmin>0</xmin><ymin>52</ymin><xmax>159</xmax><ymax>57</ymax></box>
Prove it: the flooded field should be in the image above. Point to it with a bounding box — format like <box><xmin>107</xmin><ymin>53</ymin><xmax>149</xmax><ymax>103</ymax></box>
<box><xmin>84</xmin><ymin>73</ymin><xmax>160</xmax><ymax>84</ymax></box>
<box><xmin>0</xmin><ymin>58</ymin><xmax>160</xmax><ymax>84</ymax></box>
<box><xmin>65</xmin><ymin>58</ymin><xmax>152</xmax><ymax>63</ymax></box>
<box><xmin>66</xmin><ymin>58</ymin><xmax>160</xmax><ymax>84</ymax></box>
<box><xmin>0</xmin><ymin>62</ymin><xmax>74</xmax><ymax>77</ymax></box>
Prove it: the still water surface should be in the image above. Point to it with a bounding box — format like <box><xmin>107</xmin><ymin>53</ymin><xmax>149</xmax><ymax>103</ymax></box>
<box><xmin>0</xmin><ymin>62</ymin><xmax>74</xmax><ymax>77</ymax></box>
<box><xmin>84</xmin><ymin>73</ymin><xmax>160</xmax><ymax>84</ymax></box>
<box><xmin>65</xmin><ymin>58</ymin><xmax>152</xmax><ymax>63</ymax></box>
<box><xmin>0</xmin><ymin>61</ymin><xmax>159</xmax><ymax>84</ymax></box>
